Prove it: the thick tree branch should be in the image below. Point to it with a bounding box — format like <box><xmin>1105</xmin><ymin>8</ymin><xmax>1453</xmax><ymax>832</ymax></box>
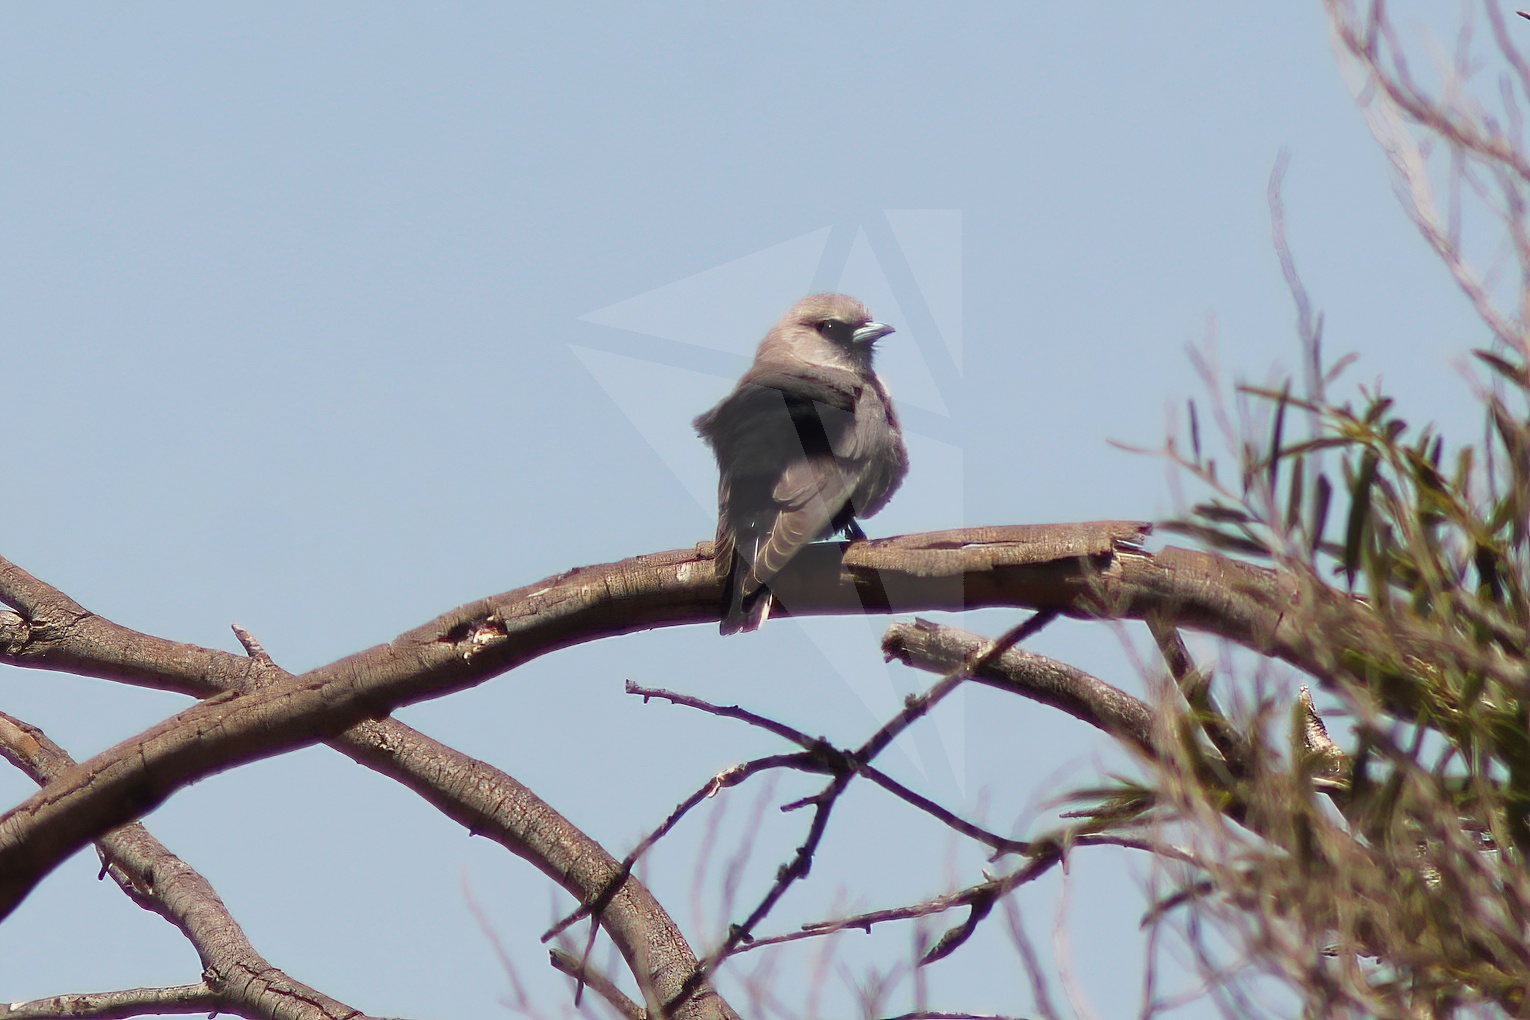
<box><xmin>0</xmin><ymin>563</ymin><xmax>737</xmax><ymax>1020</ymax></box>
<box><xmin>0</xmin><ymin>984</ymin><xmax>223</xmax><ymax>1020</ymax></box>
<box><xmin>0</xmin><ymin>556</ymin><xmax>270</xmax><ymax>697</ymax></box>
<box><xmin>883</xmin><ymin>619</ymin><xmax>1283</xmax><ymax>836</ymax></box>
<box><xmin>332</xmin><ymin>720</ymin><xmax>738</xmax><ymax>1020</ymax></box>
<box><xmin>0</xmin><ymin>713</ymin><xmax>394</xmax><ymax>1020</ymax></box>
<box><xmin>0</xmin><ymin>521</ymin><xmax>1440</xmax><ymax>929</ymax></box>
<box><xmin>883</xmin><ymin>618</ymin><xmax>1157</xmax><ymax>757</ymax></box>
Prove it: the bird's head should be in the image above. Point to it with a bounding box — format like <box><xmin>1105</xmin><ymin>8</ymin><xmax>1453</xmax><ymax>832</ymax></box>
<box><xmin>763</xmin><ymin>293</ymin><xmax>894</xmax><ymax>373</ymax></box>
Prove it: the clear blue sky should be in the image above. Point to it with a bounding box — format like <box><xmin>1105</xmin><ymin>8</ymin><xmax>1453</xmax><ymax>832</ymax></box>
<box><xmin>0</xmin><ymin>4</ymin><xmax>1490</xmax><ymax>1016</ymax></box>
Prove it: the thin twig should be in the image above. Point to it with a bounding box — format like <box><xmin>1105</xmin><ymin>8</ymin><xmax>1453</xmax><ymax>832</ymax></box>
<box><xmin>549</xmin><ymin>948</ymin><xmax>645</xmax><ymax>1020</ymax></box>
<box><xmin>738</xmin><ymin>850</ymin><xmax>1064</xmax><ymax>955</ymax></box>
<box><xmin>543</xmin><ymin>753</ymin><xmax>816</xmax><ymax>943</ymax></box>
<box><xmin>628</xmin><ymin>680</ymin><xmax>1030</xmax><ymax>855</ymax></box>
<box><xmin>667</xmin><ymin>613</ymin><xmax>1061</xmax><ymax>1010</ymax></box>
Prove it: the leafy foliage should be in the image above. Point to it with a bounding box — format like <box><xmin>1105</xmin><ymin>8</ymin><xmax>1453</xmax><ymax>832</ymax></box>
<box><xmin>1073</xmin><ymin>5</ymin><xmax>1530</xmax><ymax>1014</ymax></box>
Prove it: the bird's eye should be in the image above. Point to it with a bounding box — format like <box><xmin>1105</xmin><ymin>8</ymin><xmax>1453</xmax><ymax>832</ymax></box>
<box><xmin>818</xmin><ymin>320</ymin><xmax>853</xmax><ymax>344</ymax></box>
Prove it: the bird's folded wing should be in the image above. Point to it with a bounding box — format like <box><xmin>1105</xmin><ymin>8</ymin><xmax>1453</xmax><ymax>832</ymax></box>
<box><xmin>745</xmin><ymin>447</ymin><xmax>862</xmax><ymax>590</ymax></box>
<box><xmin>701</xmin><ymin>364</ymin><xmax>871</xmax><ymax>594</ymax></box>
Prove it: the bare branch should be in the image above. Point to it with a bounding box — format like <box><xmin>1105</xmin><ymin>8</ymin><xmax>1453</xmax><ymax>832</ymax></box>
<box><xmin>666</xmin><ymin>612</ymin><xmax>1060</xmax><ymax>1009</ymax></box>
<box><xmin>1327</xmin><ymin>0</ymin><xmax>1530</xmax><ymax>353</ymax></box>
<box><xmin>857</xmin><ymin>766</ymin><xmax>1031</xmax><ymax>857</ymax></box>
<box><xmin>230</xmin><ymin>623</ymin><xmax>273</xmax><ymax>664</ymax></box>
<box><xmin>739</xmin><ymin>850</ymin><xmax>1064</xmax><ymax>955</ymax></box>
<box><xmin>883</xmin><ymin>618</ymin><xmax>1157</xmax><ymax>757</ymax></box>
<box><xmin>0</xmin><ymin>523</ymin><xmax>1469</xmax><ymax>941</ymax></box>
<box><xmin>548</xmin><ymin>948</ymin><xmax>646</xmax><ymax>1020</ymax></box>
<box><xmin>0</xmin><ymin>713</ymin><xmax>394</xmax><ymax>1020</ymax></box>
<box><xmin>627</xmin><ymin>680</ymin><xmax>1031</xmax><ymax>854</ymax></box>
<box><xmin>543</xmin><ymin>753</ymin><xmax>812</xmax><ymax>943</ymax></box>
<box><xmin>0</xmin><ymin>525</ymin><xmax>1132</xmax><ymax>923</ymax></box>
<box><xmin>0</xmin><ymin>557</ymin><xmax>741</xmax><ymax>1020</ymax></box>
<box><xmin>337</xmin><ymin>719</ymin><xmax>740</xmax><ymax>1020</ymax></box>
<box><xmin>626</xmin><ymin>680</ymin><xmax>822</xmax><ymax>748</ymax></box>
<box><xmin>0</xmin><ymin>984</ymin><xmax>222</xmax><ymax>1020</ymax></box>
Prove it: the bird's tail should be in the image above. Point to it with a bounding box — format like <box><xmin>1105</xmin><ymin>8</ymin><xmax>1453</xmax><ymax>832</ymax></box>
<box><xmin>720</xmin><ymin>552</ymin><xmax>772</xmax><ymax>634</ymax></box>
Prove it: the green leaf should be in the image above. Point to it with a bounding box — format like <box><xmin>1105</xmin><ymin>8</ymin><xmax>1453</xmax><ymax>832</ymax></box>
<box><xmin>1277</xmin><ymin>437</ymin><xmax>1353</xmax><ymax>458</ymax></box>
<box><xmin>1344</xmin><ymin>450</ymin><xmax>1379</xmax><ymax>589</ymax></box>
<box><xmin>1285</xmin><ymin>456</ymin><xmax>1306</xmax><ymax>535</ymax></box>
<box><xmin>1188</xmin><ymin>398</ymin><xmax>1202</xmax><ymax>462</ymax></box>
<box><xmin>1311</xmin><ymin>473</ymin><xmax>1333</xmax><ymax>557</ymax></box>
<box><xmin>1268</xmin><ymin>381</ymin><xmax>1291</xmax><ymax>496</ymax></box>
<box><xmin>1194</xmin><ymin>502</ymin><xmax>1253</xmax><ymax>524</ymax></box>
<box><xmin>1474</xmin><ymin>542</ymin><xmax>1505</xmax><ymax>603</ymax></box>
<box><xmin>1160</xmin><ymin>521</ymin><xmax>1274</xmax><ymax>557</ymax></box>
<box><xmin>1473</xmin><ymin>347</ymin><xmax>1529</xmax><ymax>384</ymax></box>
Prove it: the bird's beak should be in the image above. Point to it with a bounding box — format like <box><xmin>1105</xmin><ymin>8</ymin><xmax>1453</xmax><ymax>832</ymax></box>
<box><xmin>853</xmin><ymin>321</ymin><xmax>895</xmax><ymax>346</ymax></box>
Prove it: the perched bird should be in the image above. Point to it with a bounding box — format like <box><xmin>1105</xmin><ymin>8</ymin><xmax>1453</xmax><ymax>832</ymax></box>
<box><xmin>694</xmin><ymin>293</ymin><xmax>908</xmax><ymax>634</ymax></box>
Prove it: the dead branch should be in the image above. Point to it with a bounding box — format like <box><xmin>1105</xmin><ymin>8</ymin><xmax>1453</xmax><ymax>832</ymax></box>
<box><xmin>0</xmin><ymin>521</ymin><xmax>1439</xmax><ymax>941</ymax></box>
<box><xmin>548</xmin><ymin>947</ymin><xmax>646</xmax><ymax>1020</ymax></box>
<box><xmin>883</xmin><ymin>618</ymin><xmax>1157</xmax><ymax>757</ymax></box>
<box><xmin>624</xmin><ymin>680</ymin><xmax>1031</xmax><ymax>856</ymax></box>
<box><xmin>0</xmin><ymin>558</ymin><xmax>738</xmax><ymax>1020</ymax></box>
<box><xmin>0</xmin><ymin>984</ymin><xmax>223</xmax><ymax>1020</ymax></box>
<box><xmin>333</xmin><ymin>719</ymin><xmax>739</xmax><ymax>1020</ymax></box>
<box><xmin>0</xmin><ymin>712</ymin><xmax>395</xmax><ymax>1020</ymax></box>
